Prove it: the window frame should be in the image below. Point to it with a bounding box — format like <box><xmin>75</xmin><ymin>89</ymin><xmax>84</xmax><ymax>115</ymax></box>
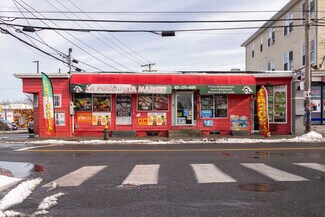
<box><xmin>310</xmin><ymin>38</ymin><xmax>316</xmax><ymax>64</ymax></box>
<box><xmin>284</xmin><ymin>12</ymin><xmax>293</xmax><ymax>36</ymax></box>
<box><xmin>54</xmin><ymin>94</ymin><xmax>62</xmax><ymax>108</ymax></box>
<box><xmin>137</xmin><ymin>94</ymin><xmax>169</xmax><ymax>111</ymax></box>
<box><xmin>251</xmin><ymin>43</ymin><xmax>255</xmax><ymax>58</ymax></box>
<box><xmin>268</xmin><ymin>59</ymin><xmax>276</xmax><ymax>71</ymax></box>
<box><xmin>283</xmin><ymin>51</ymin><xmax>293</xmax><ymax>70</ymax></box>
<box><xmin>200</xmin><ymin>94</ymin><xmax>228</xmax><ymax>119</ymax></box>
<box><xmin>260</xmin><ymin>37</ymin><xmax>263</xmax><ymax>52</ymax></box>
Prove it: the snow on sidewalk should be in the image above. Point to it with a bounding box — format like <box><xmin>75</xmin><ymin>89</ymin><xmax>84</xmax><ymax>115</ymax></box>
<box><xmin>12</xmin><ymin>131</ymin><xmax>324</xmax><ymax>146</ymax></box>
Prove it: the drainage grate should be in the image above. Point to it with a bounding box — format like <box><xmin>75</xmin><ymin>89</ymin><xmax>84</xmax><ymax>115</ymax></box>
<box><xmin>239</xmin><ymin>183</ymin><xmax>287</xmax><ymax>192</ymax></box>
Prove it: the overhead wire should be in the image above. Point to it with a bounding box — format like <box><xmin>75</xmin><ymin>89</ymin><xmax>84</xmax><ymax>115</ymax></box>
<box><xmin>43</xmin><ymin>0</ymin><xmax>136</xmax><ymax>72</ymax></box>
<box><xmin>67</xmin><ymin>0</ymin><xmax>152</xmax><ymax>66</ymax></box>
<box><xmin>17</xmin><ymin>0</ymin><xmax>125</xmax><ymax>72</ymax></box>
<box><xmin>54</xmin><ymin>0</ymin><xmax>143</xmax><ymax>68</ymax></box>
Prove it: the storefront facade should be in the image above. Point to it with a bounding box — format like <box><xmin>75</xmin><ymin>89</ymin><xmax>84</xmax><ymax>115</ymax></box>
<box><xmin>15</xmin><ymin>72</ymin><xmax>294</xmax><ymax>137</ymax></box>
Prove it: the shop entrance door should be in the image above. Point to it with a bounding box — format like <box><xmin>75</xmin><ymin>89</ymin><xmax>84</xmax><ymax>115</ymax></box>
<box><xmin>174</xmin><ymin>92</ymin><xmax>194</xmax><ymax>125</ymax></box>
<box><xmin>116</xmin><ymin>94</ymin><xmax>132</xmax><ymax>125</ymax></box>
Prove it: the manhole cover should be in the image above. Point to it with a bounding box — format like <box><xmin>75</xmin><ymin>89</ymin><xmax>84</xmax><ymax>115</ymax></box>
<box><xmin>239</xmin><ymin>183</ymin><xmax>287</xmax><ymax>192</ymax></box>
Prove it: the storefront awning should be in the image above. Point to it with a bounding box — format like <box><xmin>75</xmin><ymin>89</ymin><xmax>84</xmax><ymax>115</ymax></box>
<box><xmin>70</xmin><ymin>73</ymin><xmax>256</xmax><ymax>94</ymax></box>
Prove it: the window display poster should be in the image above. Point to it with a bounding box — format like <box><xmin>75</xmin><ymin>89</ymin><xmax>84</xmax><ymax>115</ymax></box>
<box><xmin>116</xmin><ymin>95</ymin><xmax>131</xmax><ymax>117</ymax></box>
<box><xmin>76</xmin><ymin>113</ymin><xmax>92</xmax><ymax>125</ymax></box>
<box><xmin>230</xmin><ymin>115</ymin><xmax>240</xmax><ymax>130</ymax></box>
<box><xmin>177</xmin><ymin>117</ymin><xmax>186</xmax><ymax>125</ymax></box>
<box><xmin>138</xmin><ymin>95</ymin><xmax>153</xmax><ymax>110</ymax></box>
<box><xmin>311</xmin><ymin>86</ymin><xmax>322</xmax><ymax>124</ymax></box>
<box><xmin>55</xmin><ymin>113</ymin><xmax>65</xmax><ymax>126</ymax></box>
<box><xmin>201</xmin><ymin>110</ymin><xmax>213</xmax><ymax>118</ymax></box>
<box><xmin>93</xmin><ymin>96</ymin><xmax>111</xmax><ymax>111</ymax></box>
<box><xmin>273</xmin><ymin>85</ymin><xmax>287</xmax><ymax>122</ymax></box>
<box><xmin>204</xmin><ymin>120</ymin><xmax>213</xmax><ymax>127</ymax></box>
<box><xmin>265</xmin><ymin>86</ymin><xmax>274</xmax><ymax>122</ymax></box>
<box><xmin>154</xmin><ymin>95</ymin><xmax>168</xmax><ymax>110</ymax></box>
<box><xmin>148</xmin><ymin>113</ymin><xmax>166</xmax><ymax>126</ymax></box>
<box><xmin>92</xmin><ymin>112</ymin><xmax>111</xmax><ymax>126</ymax></box>
<box><xmin>74</xmin><ymin>94</ymin><xmax>92</xmax><ymax>111</ymax></box>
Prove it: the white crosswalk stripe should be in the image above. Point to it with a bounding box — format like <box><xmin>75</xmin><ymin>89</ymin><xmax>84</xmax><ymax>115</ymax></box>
<box><xmin>241</xmin><ymin>163</ymin><xmax>308</xmax><ymax>181</ymax></box>
<box><xmin>191</xmin><ymin>164</ymin><xmax>237</xmax><ymax>183</ymax></box>
<box><xmin>43</xmin><ymin>166</ymin><xmax>107</xmax><ymax>187</ymax></box>
<box><xmin>121</xmin><ymin>164</ymin><xmax>160</xmax><ymax>186</ymax></box>
<box><xmin>293</xmin><ymin>163</ymin><xmax>325</xmax><ymax>172</ymax></box>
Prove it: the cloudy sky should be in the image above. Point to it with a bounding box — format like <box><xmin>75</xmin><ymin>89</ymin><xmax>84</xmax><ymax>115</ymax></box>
<box><xmin>0</xmin><ymin>0</ymin><xmax>289</xmax><ymax>101</ymax></box>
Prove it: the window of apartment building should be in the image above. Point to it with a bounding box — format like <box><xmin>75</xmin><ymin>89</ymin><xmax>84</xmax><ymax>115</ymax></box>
<box><xmin>251</xmin><ymin>43</ymin><xmax>255</xmax><ymax>58</ymax></box>
<box><xmin>310</xmin><ymin>38</ymin><xmax>315</xmax><ymax>64</ymax></box>
<box><xmin>310</xmin><ymin>0</ymin><xmax>316</xmax><ymax>19</ymax></box>
<box><xmin>267</xmin><ymin>28</ymin><xmax>275</xmax><ymax>46</ymax></box>
<box><xmin>54</xmin><ymin>94</ymin><xmax>62</xmax><ymax>108</ymax></box>
<box><xmin>268</xmin><ymin>60</ymin><xmax>276</xmax><ymax>71</ymax></box>
<box><xmin>260</xmin><ymin>37</ymin><xmax>263</xmax><ymax>52</ymax></box>
<box><xmin>283</xmin><ymin>51</ymin><xmax>293</xmax><ymax>70</ymax></box>
<box><xmin>284</xmin><ymin>12</ymin><xmax>293</xmax><ymax>36</ymax></box>
<box><xmin>301</xmin><ymin>43</ymin><xmax>306</xmax><ymax>66</ymax></box>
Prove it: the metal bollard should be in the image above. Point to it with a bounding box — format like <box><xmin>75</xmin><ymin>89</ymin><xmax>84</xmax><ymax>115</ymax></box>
<box><xmin>104</xmin><ymin>125</ymin><xmax>109</xmax><ymax>140</ymax></box>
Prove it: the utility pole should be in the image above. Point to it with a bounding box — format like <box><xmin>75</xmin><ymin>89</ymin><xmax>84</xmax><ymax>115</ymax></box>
<box><xmin>68</xmin><ymin>48</ymin><xmax>72</xmax><ymax>74</ymax></box>
<box><xmin>141</xmin><ymin>63</ymin><xmax>156</xmax><ymax>72</ymax></box>
<box><xmin>304</xmin><ymin>0</ymin><xmax>311</xmax><ymax>133</ymax></box>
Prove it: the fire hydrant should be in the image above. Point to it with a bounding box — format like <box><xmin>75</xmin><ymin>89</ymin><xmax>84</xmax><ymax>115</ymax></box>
<box><xmin>103</xmin><ymin>124</ymin><xmax>109</xmax><ymax>140</ymax></box>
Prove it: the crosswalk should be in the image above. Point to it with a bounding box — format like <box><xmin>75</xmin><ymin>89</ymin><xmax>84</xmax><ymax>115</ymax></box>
<box><xmin>40</xmin><ymin>163</ymin><xmax>325</xmax><ymax>188</ymax></box>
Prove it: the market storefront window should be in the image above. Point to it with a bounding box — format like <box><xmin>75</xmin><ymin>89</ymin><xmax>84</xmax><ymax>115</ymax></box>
<box><xmin>93</xmin><ymin>95</ymin><xmax>111</xmax><ymax>111</ymax></box>
<box><xmin>74</xmin><ymin>93</ymin><xmax>92</xmax><ymax>111</ymax></box>
<box><xmin>138</xmin><ymin>94</ymin><xmax>168</xmax><ymax>111</ymax></box>
<box><xmin>200</xmin><ymin>94</ymin><xmax>228</xmax><ymax>118</ymax></box>
<box><xmin>266</xmin><ymin>85</ymin><xmax>287</xmax><ymax>123</ymax></box>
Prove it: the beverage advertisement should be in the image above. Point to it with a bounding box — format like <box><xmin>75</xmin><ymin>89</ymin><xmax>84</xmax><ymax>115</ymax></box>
<box><xmin>148</xmin><ymin>113</ymin><xmax>166</xmax><ymax>126</ymax></box>
<box><xmin>92</xmin><ymin>112</ymin><xmax>111</xmax><ymax>126</ymax></box>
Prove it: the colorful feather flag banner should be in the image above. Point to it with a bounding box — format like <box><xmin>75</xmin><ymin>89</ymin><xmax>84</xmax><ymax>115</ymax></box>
<box><xmin>257</xmin><ymin>86</ymin><xmax>270</xmax><ymax>138</ymax></box>
<box><xmin>42</xmin><ymin>72</ymin><xmax>55</xmax><ymax>134</ymax></box>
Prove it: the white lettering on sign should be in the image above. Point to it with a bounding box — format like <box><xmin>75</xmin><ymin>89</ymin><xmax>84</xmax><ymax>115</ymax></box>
<box><xmin>138</xmin><ymin>86</ymin><xmax>168</xmax><ymax>94</ymax></box>
<box><xmin>86</xmin><ymin>84</ymin><xmax>137</xmax><ymax>94</ymax></box>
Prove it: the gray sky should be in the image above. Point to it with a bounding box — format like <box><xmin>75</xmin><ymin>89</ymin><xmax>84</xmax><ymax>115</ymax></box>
<box><xmin>0</xmin><ymin>0</ymin><xmax>289</xmax><ymax>101</ymax></box>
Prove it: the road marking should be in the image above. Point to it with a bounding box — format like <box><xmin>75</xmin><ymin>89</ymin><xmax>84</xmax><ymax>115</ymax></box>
<box><xmin>293</xmin><ymin>163</ymin><xmax>325</xmax><ymax>172</ymax></box>
<box><xmin>15</xmin><ymin>144</ymin><xmax>60</xmax><ymax>152</ymax></box>
<box><xmin>241</xmin><ymin>163</ymin><xmax>308</xmax><ymax>181</ymax></box>
<box><xmin>191</xmin><ymin>164</ymin><xmax>237</xmax><ymax>183</ymax></box>
<box><xmin>43</xmin><ymin>166</ymin><xmax>106</xmax><ymax>187</ymax></box>
<box><xmin>121</xmin><ymin>164</ymin><xmax>160</xmax><ymax>186</ymax></box>
<box><xmin>23</xmin><ymin>147</ymin><xmax>325</xmax><ymax>152</ymax></box>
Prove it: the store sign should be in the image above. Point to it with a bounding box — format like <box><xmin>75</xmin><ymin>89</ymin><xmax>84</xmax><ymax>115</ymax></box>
<box><xmin>71</xmin><ymin>84</ymin><xmax>171</xmax><ymax>94</ymax></box>
<box><xmin>199</xmin><ymin>85</ymin><xmax>255</xmax><ymax>94</ymax></box>
<box><xmin>257</xmin><ymin>86</ymin><xmax>270</xmax><ymax>138</ymax></box>
<box><xmin>173</xmin><ymin>85</ymin><xmax>197</xmax><ymax>90</ymax></box>
<box><xmin>137</xmin><ymin>118</ymin><xmax>148</xmax><ymax>126</ymax></box>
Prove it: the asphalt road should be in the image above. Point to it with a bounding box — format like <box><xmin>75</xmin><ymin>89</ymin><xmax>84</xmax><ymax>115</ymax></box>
<box><xmin>0</xmin><ymin>137</ymin><xmax>324</xmax><ymax>217</ymax></box>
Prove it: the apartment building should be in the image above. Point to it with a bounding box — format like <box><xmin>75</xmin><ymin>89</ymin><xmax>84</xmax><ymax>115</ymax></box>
<box><xmin>241</xmin><ymin>0</ymin><xmax>324</xmax><ymax>71</ymax></box>
<box><xmin>242</xmin><ymin>0</ymin><xmax>325</xmax><ymax>127</ymax></box>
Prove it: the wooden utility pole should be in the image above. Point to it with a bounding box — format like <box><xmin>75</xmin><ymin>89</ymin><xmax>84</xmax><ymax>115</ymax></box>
<box><xmin>304</xmin><ymin>0</ymin><xmax>311</xmax><ymax>133</ymax></box>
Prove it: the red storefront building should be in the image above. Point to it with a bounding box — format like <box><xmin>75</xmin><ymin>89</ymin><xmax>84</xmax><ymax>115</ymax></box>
<box><xmin>15</xmin><ymin>72</ymin><xmax>293</xmax><ymax>138</ymax></box>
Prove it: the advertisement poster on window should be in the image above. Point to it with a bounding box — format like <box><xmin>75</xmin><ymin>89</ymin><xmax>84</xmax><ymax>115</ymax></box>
<box><xmin>311</xmin><ymin>86</ymin><xmax>322</xmax><ymax>124</ymax></box>
<box><xmin>92</xmin><ymin>112</ymin><xmax>111</xmax><ymax>126</ymax></box>
<box><xmin>55</xmin><ymin>113</ymin><xmax>65</xmax><ymax>126</ymax></box>
<box><xmin>148</xmin><ymin>113</ymin><xmax>166</xmax><ymax>126</ymax></box>
<box><xmin>6</xmin><ymin>112</ymin><xmax>14</xmax><ymax>122</ymax></box>
<box><xmin>93</xmin><ymin>96</ymin><xmax>111</xmax><ymax>111</ymax></box>
<box><xmin>203</xmin><ymin>120</ymin><xmax>213</xmax><ymax>127</ymax></box>
<box><xmin>273</xmin><ymin>85</ymin><xmax>287</xmax><ymax>122</ymax></box>
<box><xmin>76</xmin><ymin>113</ymin><xmax>92</xmax><ymax>125</ymax></box>
<box><xmin>74</xmin><ymin>94</ymin><xmax>92</xmax><ymax>111</ymax></box>
<box><xmin>265</xmin><ymin>86</ymin><xmax>274</xmax><ymax>122</ymax></box>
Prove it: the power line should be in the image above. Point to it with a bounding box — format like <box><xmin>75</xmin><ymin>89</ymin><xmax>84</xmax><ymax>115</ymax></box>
<box><xmin>67</xmin><ymin>0</ymin><xmax>152</xmax><ymax>65</ymax></box>
<box><xmin>16</xmin><ymin>0</ymin><xmax>125</xmax><ymax>72</ymax></box>
<box><xmin>42</xmin><ymin>0</ymin><xmax>135</xmax><ymax>72</ymax></box>
<box><xmin>1</xmin><ymin>22</ymin><xmax>310</xmax><ymax>33</ymax></box>
<box><xmin>54</xmin><ymin>0</ymin><xmax>144</xmax><ymax>67</ymax></box>
<box><xmin>0</xmin><ymin>16</ymin><xmax>307</xmax><ymax>23</ymax></box>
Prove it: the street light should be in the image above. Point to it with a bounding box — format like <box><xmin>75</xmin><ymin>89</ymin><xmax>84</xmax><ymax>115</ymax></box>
<box><xmin>33</xmin><ymin>60</ymin><xmax>39</xmax><ymax>73</ymax></box>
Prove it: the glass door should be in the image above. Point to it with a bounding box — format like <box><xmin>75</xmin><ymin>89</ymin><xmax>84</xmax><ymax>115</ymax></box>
<box><xmin>116</xmin><ymin>94</ymin><xmax>132</xmax><ymax>125</ymax></box>
<box><xmin>175</xmin><ymin>92</ymin><xmax>194</xmax><ymax>125</ymax></box>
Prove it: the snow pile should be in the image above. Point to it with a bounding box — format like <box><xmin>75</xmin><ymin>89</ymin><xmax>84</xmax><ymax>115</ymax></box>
<box><xmin>33</xmin><ymin>192</ymin><xmax>65</xmax><ymax>216</ymax></box>
<box><xmin>0</xmin><ymin>210</ymin><xmax>24</xmax><ymax>217</ymax></box>
<box><xmin>0</xmin><ymin>178</ymin><xmax>42</xmax><ymax>211</ymax></box>
<box><xmin>290</xmin><ymin>131</ymin><xmax>323</xmax><ymax>141</ymax></box>
<box><xmin>0</xmin><ymin>176</ymin><xmax>21</xmax><ymax>192</ymax></box>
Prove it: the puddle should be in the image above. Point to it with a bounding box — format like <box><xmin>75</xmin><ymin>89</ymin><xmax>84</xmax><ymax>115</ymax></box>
<box><xmin>0</xmin><ymin>161</ymin><xmax>43</xmax><ymax>178</ymax></box>
<box><xmin>239</xmin><ymin>183</ymin><xmax>287</xmax><ymax>192</ymax></box>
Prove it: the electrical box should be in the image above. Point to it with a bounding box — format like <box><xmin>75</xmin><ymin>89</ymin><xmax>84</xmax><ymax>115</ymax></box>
<box><xmin>70</xmin><ymin>102</ymin><xmax>75</xmax><ymax>115</ymax></box>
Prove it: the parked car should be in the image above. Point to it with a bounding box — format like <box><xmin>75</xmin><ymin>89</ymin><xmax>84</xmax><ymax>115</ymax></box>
<box><xmin>28</xmin><ymin>122</ymin><xmax>34</xmax><ymax>134</ymax></box>
<box><xmin>0</xmin><ymin>119</ymin><xmax>18</xmax><ymax>131</ymax></box>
